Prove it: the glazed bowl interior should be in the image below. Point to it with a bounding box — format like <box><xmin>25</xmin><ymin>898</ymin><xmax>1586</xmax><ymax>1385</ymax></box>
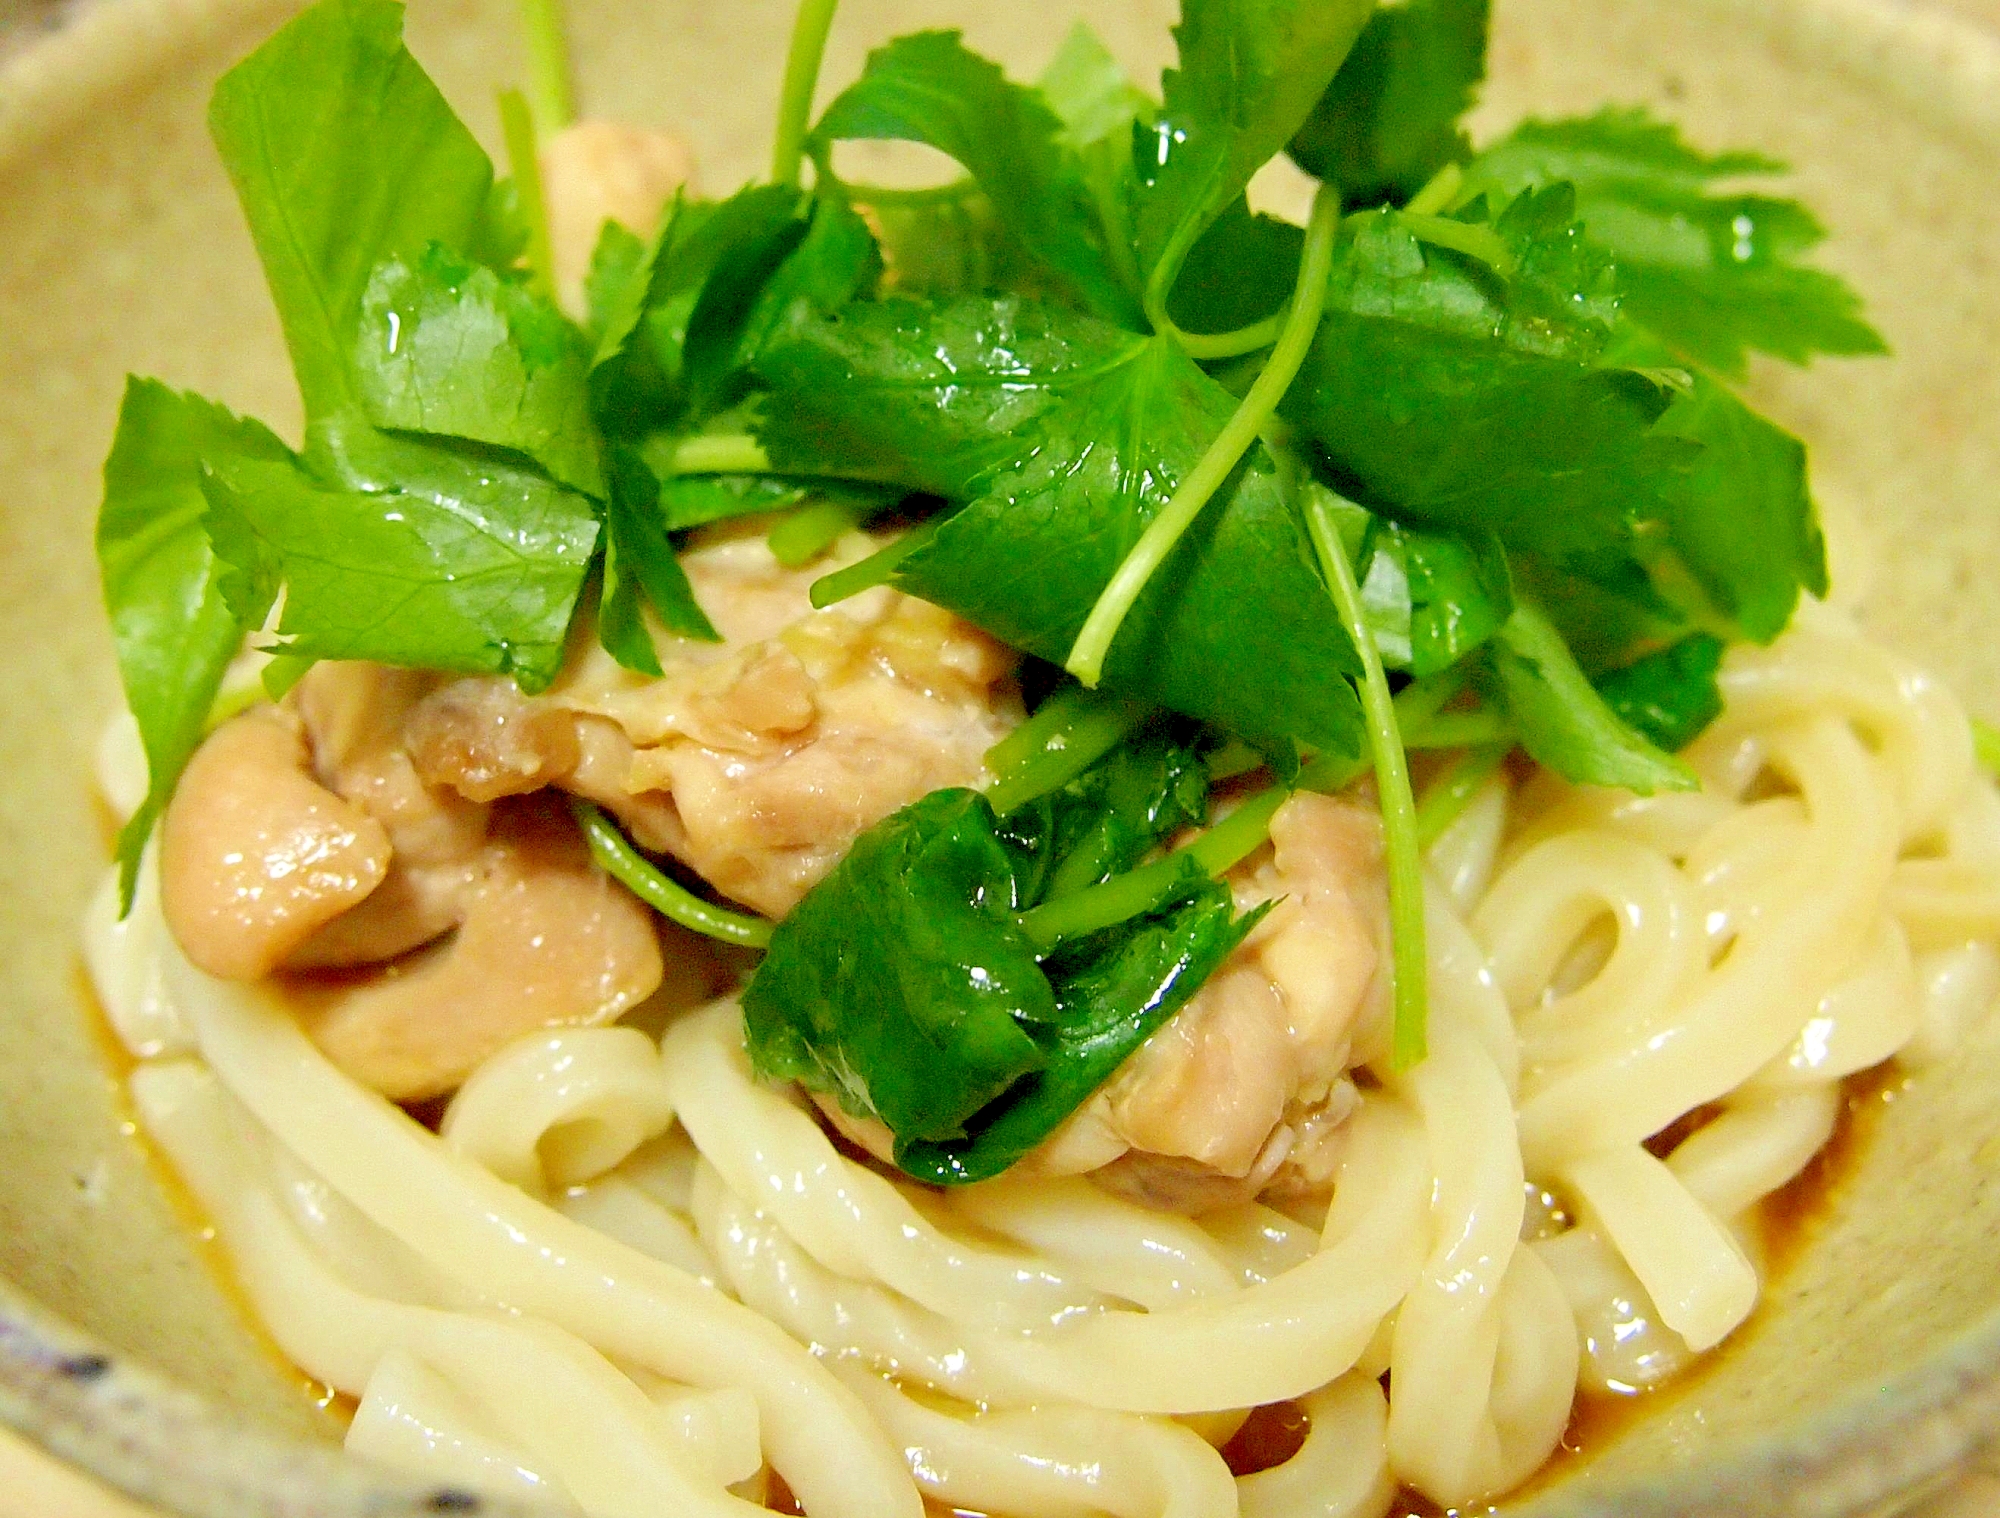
<box><xmin>3</xmin><ymin>0</ymin><xmax>2000</xmax><ymax>1514</ymax></box>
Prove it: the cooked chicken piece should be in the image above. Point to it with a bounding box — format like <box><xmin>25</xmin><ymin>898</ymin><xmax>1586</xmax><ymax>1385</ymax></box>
<box><xmin>288</xmin><ymin>800</ymin><xmax>665</xmax><ymax>1101</ymax></box>
<box><xmin>540</xmin><ymin>119</ymin><xmax>696</xmax><ymax>317</ymax></box>
<box><xmin>1081</xmin><ymin>791</ymin><xmax>1390</xmax><ymax>1213</ymax></box>
<box><xmin>407</xmin><ymin>523</ymin><xmax>1023</xmax><ymax>918</ymax></box>
<box><xmin>159</xmin><ymin>706</ymin><xmax>391</xmax><ymax>982</ymax></box>
<box><xmin>285</xmin><ymin>663</ymin><xmax>491</xmax><ymax>969</ymax></box>
<box><xmin>403</xmin><ymin>675</ymin><xmax>582</xmax><ymax>803</ymax></box>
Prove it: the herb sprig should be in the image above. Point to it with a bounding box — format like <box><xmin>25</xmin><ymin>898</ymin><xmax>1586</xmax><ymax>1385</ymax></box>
<box><xmin>96</xmin><ymin>0</ymin><xmax>1881</xmax><ymax>1184</ymax></box>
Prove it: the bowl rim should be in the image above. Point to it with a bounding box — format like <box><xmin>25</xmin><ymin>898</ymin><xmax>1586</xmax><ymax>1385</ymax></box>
<box><xmin>5</xmin><ymin>0</ymin><xmax>2000</xmax><ymax>1514</ymax></box>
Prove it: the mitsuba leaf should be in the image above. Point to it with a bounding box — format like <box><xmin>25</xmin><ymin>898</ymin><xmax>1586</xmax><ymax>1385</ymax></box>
<box><xmin>204</xmin><ymin>427</ymin><xmax>598</xmax><ymax>690</ymax></box>
<box><xmin>1134</xmin><ymin>0</ymin><xmax>1374</xmax><ymax>300</ymax></box>
<box><xmin>744</xmin><ymin>789</ymin><xmax>1053</xmax><ymax>1143</ymax></box>
<box><xmin>208</xmin><ymin>0</ymin><xmax>495</xmax><ymax>418</ymax></box>
<box><xmin>1462</xmin><ymin>109</ymin><xmax>1886</xmax><ymax>377</ymax></box>
<box><xmin>596</xmin><ymin>448</ymin><xmax>720</xmax><ymax>674</ymax></box>
<box><xmin>97</xmin><ymin>379</ymin><xmax>296</xmax><ymax>905</ymax></box>
<box><xmin>996</xmin><ymin>721</ymin><xmax>1209</xmax><ymax>908</ymax></box>
<box><xmin>808</xmin><ymin>30</ymin><xmax>1139</xmax><ymax>325</ymax></box>
<box><xmin>1167</xmin><ymin>200</ymin><xmax>1303</xmax><ymax>338</ymax></box>
<box><xmin>1354</xmin><ymin>516</ymin><xmax>1512</xmax><ymax>675</ymax></box>
<box><xmin>1477</xmin><ymin>600</ymin><xmax>1697</xmax><ymax>794</ymax></box>
<box><xmin>753</xmin><ymin>295</ymin><xmax>1366</xmax><ymax>754</ymax></box>
<box><xmin>1646</xmin><ymin>365</ymin><xmax>1823</xmax><ymax>643</ymax></box>
<box><xmin>896</xmin><ymin>877</ymin><xmax>1264</xmax><ymax>1185</ymax></box>
<box><xmin>1038</xmin><ymin>22</ymin><xmax>1153</xmax><ymax>149</ymax></box>
<box><xmin>745</xmin><ymin>735</ymin><xmax>1254</xmax><ymax>1183</ymax></box>
<box><xmin>584</xmin><ymin>220</ymin><xmax>651</xmax><ymax>344</ymax></box>
<box><xmin>1595</xmin><ymin>632</ymin><xmax>1726</xmax><ymax>752</ymax></box>
<box><xmin>1288</xmin><ymin>0</ymin><xmax>1490</xmax><ymax>205</ymax></box>
<box><xmin>356</xmin><ymin>242</ymin><xmax>603</xmax><ymax>496</ymax></box>
<box><xmin>860</xmin><ymin>186</ymin><xmax>1056</xmax><ymax>300</ymax></box>
<box><xmin>1284</xmin><ymin>193</ymin><xmax>1693</xmax><ymax>572</ymax></box>
<box><xmin>648</xmin><ymin>469</ymin><xmax>813</xmax><ymax>530</ymax></box>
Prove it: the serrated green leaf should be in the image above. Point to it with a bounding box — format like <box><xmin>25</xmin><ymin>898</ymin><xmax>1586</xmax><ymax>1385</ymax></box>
<box><xmin>1478</xmin><ymin>599</ymin><xmax>1697</xmax><ymax>794</ymax></box>
<box><xmin>356</xmin><ymin>242</ymin><xmax>603</xmax><ymax>496</ymax></box>
<box><xmin>205</xmin><ymin>427</ymin><xmax>598</xmax><ymax>690</ymax></box>
<box><xmin>96</xmin><ymin>379</ymin><xmax>295</xmax><ymax>906</ymax></box>
<box><xmin>1288</xmin><ymin>0</ymin><xmax>1490</xmax><ymax>205</ymax></box>
<box><xmin>1134</xmin><ymin>0</ymin><xmax>1374</xmax><ymax>302</ymax></box>
<box><xmin>1463</xmin><ymin>108</ymin><xmax>1885</xmax><ymax>376</ymax></box>
<box><xmin>208</xmin><ymin>0</ymin><xmax>495</xmax><ymax>418</ymax></box>
<box><xmin>753</xmin><ymin>294</ymin><xmax>1365</xmax><ymax>754</ymax></box>
<box><xmin>810</xmin><ymin>30</ymin><xmax>1139</xmax><ymax>324</ymax></box>
<box><xmin>1283</xmin><ymin>192</ymin><xmax>1691</xmax><ymax>573</ymax></box>
<box><xmin>597</xmin><ymin>447</ymin><xmax>720</xmax><ymax>676</ymax></box>
<box><xmin>1595</xmin><ymin>632</ymin><xmax>1726</xmax><ymax>752</ymax></box>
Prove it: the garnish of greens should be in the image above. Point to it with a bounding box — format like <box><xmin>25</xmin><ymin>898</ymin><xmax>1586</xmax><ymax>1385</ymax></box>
<box><xmin>96</xmin><ymin>0</ymin><xmax>1882</xmax><ymax>1182</ymax></box>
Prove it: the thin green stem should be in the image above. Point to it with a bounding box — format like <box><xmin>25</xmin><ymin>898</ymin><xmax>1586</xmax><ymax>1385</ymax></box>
<box><xmin>498</xmin><ymin>89</ymin><xmax>558</xmax><ymax>305</ymax></box>
<box><xmin>664</xmin><ymin>433</ymin><xmax>771</xmax><ymax>475</ymax></box>
<box><xmin>572</xmin><ymin>800</ymin><xmax>772</xmax><ymax>949</ymax></box>
<box><xmin>516</xmin><ymin>0</ymin><xmax>574</xmax><ymax>133</ymax></box>
<box><xmin>1402</xmin><ymin>161</ymin><xmax>1464</xmax><ymax>217</ymax></box>
<box><xmin>985</xmin><ymin>687</ymin><xmax>1150</xmax><ymax>817</ymax></box>
<box><xmin>771</xmin><ymin>0</ymin><xmax>841</xmax><ymax>187</ymax></box>
<box><xmin>1157</xmin><ymin>306</ymin><xmax>1289</xmax><ymax>362</ymax></box>
<box><xmin>1975</xmin><ymin>717</ymin><xmax>2000</xmax><ymax>778</ymax></box>
<box><xmin>1304</xmin><ymin>484</ymin><xmax>1429</xmax><ymax>1070</ymax></box>
<box><xmin>1397</xmin><ymin>211</ymin><xmax>1515</xmax><ymax>277</ymax></box>
<box><xmin>809</xmin><ymin>518</ymin><xmax>940</xmax><ymax>607</ymax></box>
<box><xmin>1015</xmin><ymin>747</ymin><xmax>1369</xmax><ymax>953</ymax></box>
<box><xmin>1068</xmin><ymin>183</ymin><xmax>1342</xmax><ymax>687</ymax></box>
<box><xmin>768</xmin><ymin>496</ymin><xmax>874</xmax><ymax>568</ymax></box>
<box><xmin>1414</xmin><ymin>743</ymin><xmax>1508</xmax><ymax>851</ymax></box>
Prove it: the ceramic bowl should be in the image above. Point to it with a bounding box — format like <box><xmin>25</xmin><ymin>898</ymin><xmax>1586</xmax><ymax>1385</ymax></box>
<box><xmin>3</xmin><ymin>0</ymin><xmax>2000</xmax><ymax>1513</ymax></box>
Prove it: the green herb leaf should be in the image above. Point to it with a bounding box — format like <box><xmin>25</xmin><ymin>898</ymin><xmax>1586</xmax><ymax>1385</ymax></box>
<box><xmin>1282</xmin><ymin>191</ymin><xmax>1693</xmax><ymax>573</ymax></box>
<box><xmin>1354</xmin><ymin>516</ymin><xmax>1512</xmax><ymax>676</ymax></box>
<box><xmin>584</xmin><ymin>220</ymin><xmax>651</xmax><ymax>344</ymax></box>
<box><xmin>356</xmin><ymin>242</ymin><xmax>604</xmax><ymax>496</ymax></box>
<box><xmin>1167</xmin><ymin>201</ymin><xmax>1303</xmax><ymax>339</ymax></box>
<box><xmin>202</xmin><ymin>429</ymin><xmax>598</xmax><ymax>691</ymax></box>
<box><xmin>1595</xmin><ymin>632</ymin><xmax>1726</xmax><ymax>752</ymax></box>
<box><xmin>744</xmin><ymin>788</ymin><xmax>1053</xmax><ymax>1143</ymax></box>
<box><xmin>1462</xmin><ymin>108</ymin><xmax>1886</xmax><ymax>377</ymax></box>
<box><xmin>1038</xmin><ymin>22</ymin><xmax>1152</xmax><ymax>150</ymax></box>
<box><xmin>208</xmin><ymin>0</ymin><xmax>496</xmax><ymax>418</ymax></box>
<box><xmin>650</xmin><ymin>469</ymin><xmax>813</xmax><ymax>530</ymax></box>
<box><xmin>1288</xmin><ymin>0</ymin><xmax>1490</xmax><ymax>205</ymax></box>
<box><xmin>96</xmin><ymin>379</ymin><xmax>295</xmax><ymax>905</ymax></box>
<box><xmin>809</xmin><ymin>30</ymin><xmax>1139</xmax><ymax>324</ymax></box>
<box><xmin>996</xmin><ymin>720</ymin><xmax>1209</xmax><ymax>909</ymax></box>
<box><xmin>1646</xmin><ymin>364</ymin><xmax>1822</xmax><ymax>642</ymax></box>
<box><xmin>754</xmin><ymin>294</ymin><xmax>1366</xmax><ymax>754</ymax></box>
<box><xmin>896</xmin><ymin>878</ymin><xmax>1262</xmax><ymax>1185</ymax></box>
<box><xmin>597</xmin><ymin>448</ymin><xmax>719</xmax><ymax>674</ymax></box>
<box><xmin>1134</xmin><ymin>0</ymin><xmax>1375</xmax><ymax>309</ymax></box>
<box><xmin>1477</xmin><ymin>599</ymin><xmax>1697</xmax><ymax>794</ymax></box>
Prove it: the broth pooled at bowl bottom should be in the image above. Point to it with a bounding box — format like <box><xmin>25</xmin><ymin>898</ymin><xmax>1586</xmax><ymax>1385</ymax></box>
<box><xmin>78</xmin><ymin>0</ymin><xmax>2000</xmax><ymax>1514</ymax></box>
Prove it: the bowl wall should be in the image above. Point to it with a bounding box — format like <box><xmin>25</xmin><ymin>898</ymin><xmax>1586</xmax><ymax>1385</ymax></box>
<box><xmin>2</xmin><ymin>0</ymin><xmax>1999</xmax><ymax>1513</ymax></box>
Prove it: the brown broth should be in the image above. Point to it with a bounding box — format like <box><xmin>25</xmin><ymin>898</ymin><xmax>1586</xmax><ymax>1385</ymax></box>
<box><xmin>73</xmin><ymin>962</ymin><xmax>358</xmax><ymax>1424</ymax></box>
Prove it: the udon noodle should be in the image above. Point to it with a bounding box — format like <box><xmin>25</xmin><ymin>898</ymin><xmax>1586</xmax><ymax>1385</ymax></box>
<box><xmin>82</xmin><ymin>601</ymin><xmax>2000</xmax><ymax>1518</ymax></box>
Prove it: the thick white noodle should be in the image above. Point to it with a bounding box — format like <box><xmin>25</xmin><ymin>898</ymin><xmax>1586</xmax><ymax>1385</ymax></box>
<box><xmin>347</xmin><ymin>1349</ymin><xmax>574</xmax><ymax>1509</ymax></box>
<box><xmin>98</xmin><ymin>608</ymin><xmax>2000</xmax><ymax>1516</ymax></box>
<box><xmin>163</xmin><ymin>956</ymin><xmax>922</xmax><ymax>1518</ymax></box>
<box><xmin>441</xmin><ymin>1026</ymin><xmax>677</xmax><ymax>1194</ymax></box>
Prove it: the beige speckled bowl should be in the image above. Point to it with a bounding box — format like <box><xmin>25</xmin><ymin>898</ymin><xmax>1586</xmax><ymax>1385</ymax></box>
<box><xmin>4</xmin><ymin>0</ymin><xmax>2000</xmax><ymax>1513</ymax></box>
